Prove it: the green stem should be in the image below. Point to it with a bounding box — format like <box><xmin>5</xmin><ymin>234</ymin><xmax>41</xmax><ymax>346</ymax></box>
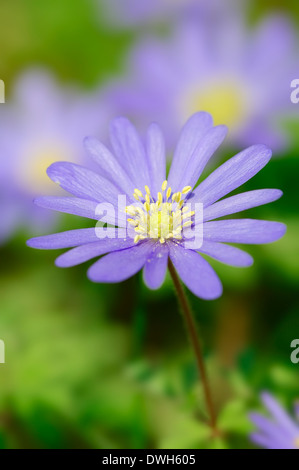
<box><xmin>168</xmin><ymin>259</ymin><xmax>217</xmax><ymax>431</ymax></box>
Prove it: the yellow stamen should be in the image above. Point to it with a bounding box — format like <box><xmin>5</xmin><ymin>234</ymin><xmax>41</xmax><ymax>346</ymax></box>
<box><xmin>175</xmin><ymin>192</ymin><xmax>182</xmax><ymax>203</ymax></box>
<box><xmin>183</xmin><ymin>220</ymin><xmax>193</xmax><ymax>227</ymax></box>
<box><xmin>161</xmin><ymin>180</ymin><xmax>168</xmax><ymax>191</ymax></box>
<box><xmin>134</xmin><ymin>188</ymin><xmax>143</xmax><ymax>198</ymax></box>
<box><xmin>182</xmin><ymin>211</ymin><xmax>195</xmax><ymax>220</ymax></box>
<box><xmin>125</xmin><ymin>206</ymin><xmax>137</xmax><ymax>216</ymax></box>
<box><xmin>182</xmin><ymin>186</ymin><xmax>192</xmax><ymax>194</ymax></box>
<box><xmin>127</xmin><ymin>218</ymin><xmax>138</xmax><ymax>226</ymax></box>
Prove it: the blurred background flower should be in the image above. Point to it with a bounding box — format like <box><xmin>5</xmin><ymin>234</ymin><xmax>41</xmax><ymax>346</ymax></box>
<box><xmin>0</xmin><ymin>0</ymin><xmax>298</xmax><ymax>449</ymax></box>
<box><xmin>98</xmin><ymin>0</ymin><xmax>242</xmax><ymax>30</ymax></box>
<box><xmin>249</xmin><ymin>392</ymin><xmax>299</xmax><ymax>449</ymax></box>
<box><xmin>107</xmin><ymin>12</ymin><xmax>298</xmax><ymax>151</ymax></box>
<box><xmin>0</xmin><ymin>69</ymin><xmax>108</xmax><ymax>242</ymax></box>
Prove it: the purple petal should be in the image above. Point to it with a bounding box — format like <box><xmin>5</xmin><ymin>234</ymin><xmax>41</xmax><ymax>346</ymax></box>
<box><xmin>84</xmin><ymin>136</ymin><xmax>135</xmax><ymax>197</ymax></box>
<box><xmin>87</xmin><ymin>242</ymin><xmax>152</xmax><ymax>283</ymax></box>
<box><xmin>47</xmin><ymin>162</ymin><xmax>120</xmax><ymax>205</ymax></box>
<box><xmin>34</xmin><ymin>196</ymin><xmax>98</xmax><ymax>220</ymax></box>
<box><xmin>203</xmin><ymin>219</ymin><xmax>286</xmax><ymax>244</ymax></box>
<box><xmin>250</xmin><ymin>432</ymin><xmax>288</xmax><ymax>450</ymax></box>
<box><xmin>178</xmin><ymin>125</ymin><xmax>228</xmax><ymax>190</ymax></box>
<box><xmin>249</xmin><ymin>413</ymin><xmax>293</xmax><ymax>446</ymax></box>
<box><xmin>203</xmin><ymin>189</ymin><xmax>283</xmax><ymax>222</ymax></box>
<box><xmin>169</xmin><ymin>243</ymin><xmax>222</xmax><ymax>300</ymax></box>
<box><xmin>55</xmin><ymin>238</ymin><xmax>135</xmax><ymax>267</ymax></box>
<box><xmin>261</xmin><ymin>392</ymin><xmax>299</xmax><ymax>437</ymax></box>
<box><xmin>34</xmin><ymin>196</ymin><xmax>128</xmax><ymax>227</ymax></box>
<box><xmin>191</xmin><ymin>145</ymin><xmax>272</xmax><ymax>206</ymax></box>
<box><xmin>197</xmin><ymin>241</ymin><xmax>253</xmax><ymax>267</ymax></box>
<box><xmin>27</xmin><ymin>228</ymin><xmax>99</xmax><ymax>249</ymax></box>
<box><xmin>143</xmin><ymin>243</ymin><xmax>168</xmax><ymax>290</ymax></box>
<box><xmin>109</xmin><ymin>117</ymin><xmax>150</xmax><ymax>189</ymax></box>
<box><xmin>168</xmin><ymin>112</ymin><xmax>214</xmax><ymax>191</ymax></box>
<box><xmin>146</xmin><ymin>123</ymin><xmax>166</xmax><ymax>195</ymax></box>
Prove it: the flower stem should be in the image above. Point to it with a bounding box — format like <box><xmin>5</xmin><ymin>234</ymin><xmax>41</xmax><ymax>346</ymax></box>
<box><xmin>168</xmin><ymin>259</ymin><xmax>217</xmax><ymax>431</ymax></box>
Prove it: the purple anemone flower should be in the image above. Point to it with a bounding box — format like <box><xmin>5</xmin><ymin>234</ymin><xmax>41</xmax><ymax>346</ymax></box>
<box><xmin>109</xmin><ymin>13</ymin><xmax>298</xmax><ymax>151</ymax></box>
<box><xmin>250</xmin><ymin>392</ymin><xmax>299</xmax><ymax>449</ymax></box>
<box><xmin>27</xmin><ymin>112</ymin><xmax>285</xmax><ymax>300</ymax></box>
<box><xmin>0</xmin><ymin>69</ymin><xmax>107</xmax><ymax>242</ymax></box>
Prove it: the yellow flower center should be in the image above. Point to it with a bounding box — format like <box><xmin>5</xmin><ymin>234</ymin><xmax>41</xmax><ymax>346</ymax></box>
<box><xmin>17</xmin><ymin>141</ymin><xmax>73</xmax><ymax>194</ymax></box>
<box><xmin>125</xmin><ymin>181</ymin><xmax>194</xmax><ymax>244</ymax></box>
<box><xmin>181</xmin><ymin>79</ymin><xmax>249</xmax><ymax>129</ymax></box>
<box><xmin>294</xmin><ymin>437</ymin><xmax>299</xmax><ymax>448</ymax></box>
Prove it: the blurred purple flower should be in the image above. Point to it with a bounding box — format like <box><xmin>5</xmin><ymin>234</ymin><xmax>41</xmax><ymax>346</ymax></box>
<box><xmin>109</xmin><ymin>14</ymin><xmax>297</xmax><ymax>151</ymax></box>
<box><xmin>27</xmin><ymin>112</ymin><xmax>285</xmax><ymax>299</ymax></box>
<box><xmin>250</xmin><ymin>392</ymin><xmax>299</xmax><ymax>449</ymax></box>
<box><xmin>0</xmin><ymin>69</ymin><xmax>107</xmax><ymax>242</ymax></box>
<box><xmin>99</xmin><ymin>0</ymin><xmax>239</xmax><ymax>29</ymax></box>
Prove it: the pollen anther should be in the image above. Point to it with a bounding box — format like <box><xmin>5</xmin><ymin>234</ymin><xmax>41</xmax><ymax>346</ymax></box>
<box><xmin>161</xmin><ymin>180</ymin><xmax>168</xmax><ymax>191</ymax></box>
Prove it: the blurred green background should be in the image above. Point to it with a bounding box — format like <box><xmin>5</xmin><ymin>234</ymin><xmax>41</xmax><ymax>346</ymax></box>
<box><xmin>0</xmin><ymin>0</ymin><xmax>298</xmax><ymax>449</ymax></box>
